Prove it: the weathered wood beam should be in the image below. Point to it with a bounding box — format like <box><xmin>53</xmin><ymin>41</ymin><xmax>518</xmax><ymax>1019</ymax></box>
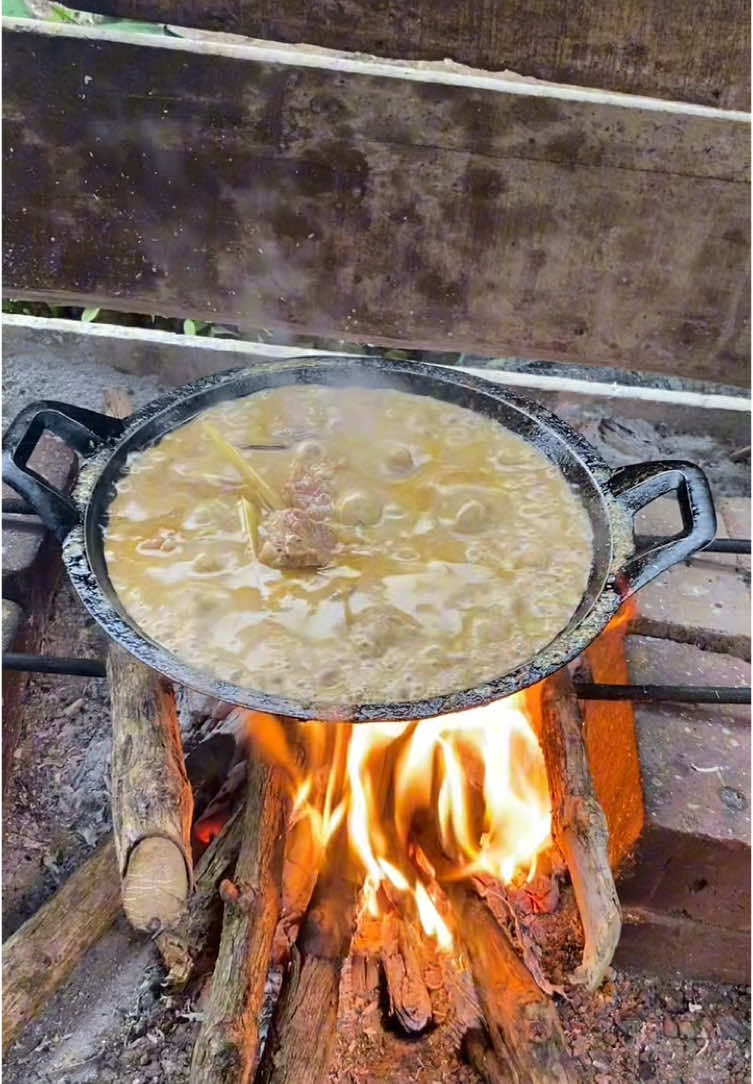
<box><xmin>3</xmin><ymin>22</ymin><xmax>749</xmax><ymax>385</ymax></box>
<box><xmin>71</xmin><ymin>0</ymin><xmax>749</xmax><ymax>110</ymax></box>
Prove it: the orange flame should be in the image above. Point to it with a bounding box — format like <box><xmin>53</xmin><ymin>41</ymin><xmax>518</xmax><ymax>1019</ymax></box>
<box><xmin>242</xmin><ymin>694</ymin><xmax>551</xmax><ymax>950</ymax></box>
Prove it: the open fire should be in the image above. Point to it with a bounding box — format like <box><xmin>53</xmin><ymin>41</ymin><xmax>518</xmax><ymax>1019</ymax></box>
<box><xmin>236</xmin><ymin>692</ymin><xmax>552</xmax><ymax>954</ymax></box>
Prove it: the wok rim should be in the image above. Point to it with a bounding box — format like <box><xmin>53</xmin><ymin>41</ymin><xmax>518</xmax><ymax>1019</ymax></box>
<box><xmin>61</xmin><ymin>357</ymin><xmax>634</xmax><ymax>721</ymax></box>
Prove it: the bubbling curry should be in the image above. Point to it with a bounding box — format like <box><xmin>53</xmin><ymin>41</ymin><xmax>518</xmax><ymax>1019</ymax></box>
<box><xmin>104</xmin><ymin>385</ymin><xmax>593</xmax><ymax>705</ymax></box>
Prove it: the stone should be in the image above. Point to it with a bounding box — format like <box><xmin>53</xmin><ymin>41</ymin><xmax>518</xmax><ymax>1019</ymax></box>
<box><xmin>616</xmin><ymin>907</ymin><xmax>750</xmax><ymax>984</ymax></box>
<box><xmin>2</xmin><ymin>598</ymin><xmax>23</xmax><ymax>651</ymax></box>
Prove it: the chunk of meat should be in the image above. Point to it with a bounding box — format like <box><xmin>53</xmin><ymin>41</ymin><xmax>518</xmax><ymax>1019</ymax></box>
<box><xmin>259</xmin><ymin>508</ymin><xmax>336</xmax><ymax>569</ymax></box>
<box><xmin>283</xmin><ymin>465</ymin><xmax>334</xmax><ymax>522</ymax></box>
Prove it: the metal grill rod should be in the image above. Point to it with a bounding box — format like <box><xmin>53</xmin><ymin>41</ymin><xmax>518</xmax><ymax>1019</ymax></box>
<box><xmin>2</xmin><ymin>653</ymin><xmax>750</xmax><ymax>705</ymax></box>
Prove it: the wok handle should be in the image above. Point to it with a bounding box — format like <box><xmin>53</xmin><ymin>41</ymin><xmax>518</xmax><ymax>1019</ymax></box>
<box><xmin>606</xmin><ymin>460</ymin><xmax>717</xmax><ymax>598</ymax></box>
<box><xmin>2</xmin><ymin>400</ymin><xmax>125</xmax><ymax>541</ymax></box>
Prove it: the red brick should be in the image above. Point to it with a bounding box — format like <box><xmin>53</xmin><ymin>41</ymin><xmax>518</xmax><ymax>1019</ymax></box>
<box><xmin>617</xmin><ymin>638</ymin><xmax>750</xmax><ymax>932</ymax></box>
<box><xmin>616</xmin><ymin>906</ymin><xmax>750</xmax><ymax>984</ymax></box>
<box><xmin>2</xmin><ymin>432</ymin><xmax>76</xmax><ymax>505</ymax></box>
<box><xmin>631</xmin><ymin>498</ymin><xmax>750</xmax><ymax>657</ymax></box>
<box><xmin>717</xmin><ymin>496</ymin><xmax>751</xmax><ymax>572</ymax></box>
<box><xmin>2</xmin><ymin>434</ymin><xmax>77</xmax><ymax>604</ymax></box>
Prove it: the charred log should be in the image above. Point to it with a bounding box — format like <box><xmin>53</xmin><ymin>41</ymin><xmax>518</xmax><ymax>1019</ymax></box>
<box><xmin>157</xmin><ymin>806</ymin><xmax>244</xmax><ymax>988</ymax></box>
<box><xmin>190</xmin><ymin>756</ymin><xmax>289</xmax><ymax>1084</ymax></box>
<box><xmin>256</xmin><ymin>853</ymin><xmax>361</xmax><ymax>1084</ymax></box>
<box><xmin>463</xmin><ymin>1027</ymin><xmax>515</xmax><ymax>1084</ymax></box>
<box><xmin>448</xmin><ymin>883</ymin><xmax>576</xmax><ymax>1084</ymax></box>
<box><xmin>379</xmin><ymin>905</ymin><xmax>433</xmax><ymax>1034</ymax></box>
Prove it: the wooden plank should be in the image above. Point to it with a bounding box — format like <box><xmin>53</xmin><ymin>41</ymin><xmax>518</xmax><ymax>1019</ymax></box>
<box><xmin>75</xmin><ymin>0</ymin><xmax>749</xmax><ymax>110</ymax></box>
<box><xmin>3</xmin><ymin>23</ymin><xmax>750</xmax><ymax>385</ymax></box>
<box><xmin>4</xmin><ymin>316</ymin><xmax>751</xmax><ymax>414</ymax></box>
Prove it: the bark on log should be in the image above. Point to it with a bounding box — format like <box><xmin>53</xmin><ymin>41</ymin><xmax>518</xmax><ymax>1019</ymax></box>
<box><xmin>272</xmin><ymin>805</ymin><xmax>325</xmax><ymax>965</ymax></box>
<box><xmin>448</xmin><ymin>883</ymin><xmax>575</xmax><ymax>1084</ymax></box>
<box><xmin>379</xmin><ymin>906</ymin><xmax>433</xmax><ymax>1034</ymax></box>
<box><xmin>538</xmin><ymin>670</ymin><xmax>622</xmax><ymax>991</ymax></box>
<box><xmin>108</xmin><ymin>643</ymin><xmax>193</xmax><ymax>931</ymax></box>
<box><xmin>256</xmin><ymin>858</ymin><xmax>361</xmax><ymax>1084</ymax></box>
<box><xmin>157</xmin><ymin>806</ymin><xmax>245</xmax><ymax>988</ymax></box>
<box><xmin>2</xmin><ymin>840</ymin><xmax>121</xmax><ymax>1050</ymax></box>
<box><xmin>462</xmin><ymin>1027</ymin><xmax>515</xmax><ymax>1084</ymax></box>
<box><xmin>190</xmin><ymin>756</ymin><xmax>289</xmax><ymax>1084</ymax></box>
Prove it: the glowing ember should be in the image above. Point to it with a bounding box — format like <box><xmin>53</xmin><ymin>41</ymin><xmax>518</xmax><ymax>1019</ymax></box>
<box><xmin>243</xmin><ymin>691</ymin><xmax>552</xmax><ymax>949</ymax></box>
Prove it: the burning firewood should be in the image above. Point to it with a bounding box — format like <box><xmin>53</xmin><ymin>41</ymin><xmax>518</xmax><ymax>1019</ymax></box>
<box><xmin>378</xmin><ymin>902</ymin><xmax>434</xmax><ymax>1034</ymax></box>
<box><xmin>108</xmin><ymin>644</ymin><xmax>194</xmax><ymax>931</ymax></box>
<box><xmin>190</xmin><ymin>755</ymin><xmax>289</xmax><ymax>1083</ymax></box>
<box><xmin>2</xmin><ymin>840</ymin><xmax>121</xmax><ymax>1051</ymax></box>
<box><xmin>157</xmin><ymin>806</ymin><xmax>244</xmax><ymax>988</ymax></box>
<box><xmin>537</xmin><ymin>670</ymin><xmax>622</xmax><ymax>991</ymax></box>
<box><xmin>447</xmin><ymin>882</ymin><xmax>576</xmax><ymax>1084</ymax></box>
<box><xmin>256</xmin><ymin>839</ymin><xmax>361</xmax><ymax>1084</ymax></box>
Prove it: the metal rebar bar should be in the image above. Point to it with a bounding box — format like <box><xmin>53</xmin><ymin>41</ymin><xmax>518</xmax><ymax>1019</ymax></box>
<box><xmin>636</xmin><ymin>536</ymin><xmax>751</xmax><ymax>555</ymax></box>
<box><xmin>573</xmin><ymin>683</ymin><xmax>751</xmax><ymax>705</ymax></box>
<box><xmin>2</xmin><ymin>653</ymin><xmax>107</xmax><ymax>678</ymax></box>
<box><xmin>3</xmin><ymin>654</ymin><xmax>751</xmax><ymax>707</ymax></box>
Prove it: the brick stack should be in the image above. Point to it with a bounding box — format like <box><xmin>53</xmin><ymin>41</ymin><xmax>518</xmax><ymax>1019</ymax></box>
<box><xmin>2</xmin><ymin>435</ymin><xmax>77</xmax><ymax>792</ymax></box>
<box><xmin>586</xmin><ymin>496</ymin><xmax>751</xmax><ymax>984</ymax></box>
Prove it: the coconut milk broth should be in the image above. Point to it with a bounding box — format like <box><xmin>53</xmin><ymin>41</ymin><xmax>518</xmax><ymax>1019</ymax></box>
<box><xmin>103</xmin><ymin>386</ymin><xmax>593</xmax><ymax>704</ymax></box>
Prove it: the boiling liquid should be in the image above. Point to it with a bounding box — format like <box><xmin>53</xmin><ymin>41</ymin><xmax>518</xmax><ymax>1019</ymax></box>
<box><xmin>104</xmin><ymin>386</ymin><xmax>593</xmax><ymax>705</ymax></box>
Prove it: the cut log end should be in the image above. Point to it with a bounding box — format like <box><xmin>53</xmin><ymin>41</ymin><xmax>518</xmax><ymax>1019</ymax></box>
<box><xmin>122</xmin><ymin>837</ymin><xmax>189</xmax><ymax>931</ymax></box>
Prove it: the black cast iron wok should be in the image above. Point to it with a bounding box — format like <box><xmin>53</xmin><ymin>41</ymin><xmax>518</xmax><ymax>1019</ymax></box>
<box><xmin>2</xmin><ymin>357</ymin><xmax>716</xmax><ymax>722</ymax></box>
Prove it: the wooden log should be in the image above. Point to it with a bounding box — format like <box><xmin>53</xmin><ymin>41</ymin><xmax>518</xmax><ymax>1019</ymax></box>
<box><xmin>378</xmin><ymin>905</ymin><xmax>433</xmax><ymax>1034</ymax></box>
<box><xmin>108</xmin><ymin>643</ymin><xmax>193</xmax><ymax>931</ymax></box>
<box><xmin>157</xmin><ymin>806</ymin><xmax>245</xmax><ymax>988</ymax></box>
<box><xmin>447</xmin><ymin>883</ymin><xmax>575</xmax><ymax>1084</ymax></box>
<box><xmin>190</xmin><ymin>755</ymin><xmax>289</xmax><ymax>1083</ymax></box>
<box><xmin>538</xmin><ymin>670</ymin><xmax>622</xmax><ymax>992</ymax></box>
<box><xmin>72</xmin><ymin>0</ymin><xmax>750</xmax><ymax>111</ymax></box>
<box><xmin>2</xmin><ymin>840</ymin><xmax>121</xmax><ymax>1050</ymax></box>
<box><xmin>271</xmin><ymin>804</ymin><xmax>325</xmax><ymax>964</ymax></box>
<box><xmin>256</xmin><ymin>856</ymin><xmax>361</xmax><ymax>1084</ymax></box>
<box><xmin>462</xmin><ymin>1027</ymin><xmax>515</xmax><ymax>1084</ymax></box>
<box><xmin>3</xmin><ymin>22</ymin><xmax>749</xmax><ymax>386</ymax></box>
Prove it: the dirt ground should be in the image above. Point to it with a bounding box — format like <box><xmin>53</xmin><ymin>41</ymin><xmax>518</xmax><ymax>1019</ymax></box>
<box><xmin>2</xmin><ymin>355</ymin><xmax>750</xmax><ymax>1081</ymax></box>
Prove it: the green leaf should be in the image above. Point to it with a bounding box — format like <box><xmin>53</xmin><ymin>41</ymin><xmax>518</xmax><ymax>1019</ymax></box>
<box><xmin>49</xmin><ymin>3</ymin><xmax>79</xmax><ymax>21</ymax></box>
<box><xmin>81</xmin><ymin>306</ymin><xmax>100</xmax><ymax>323</ymax></box>
<box><xmin>183</xmin><ymin>319</ymin><xmax>197</xmax><ymax>336</ymax></box>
